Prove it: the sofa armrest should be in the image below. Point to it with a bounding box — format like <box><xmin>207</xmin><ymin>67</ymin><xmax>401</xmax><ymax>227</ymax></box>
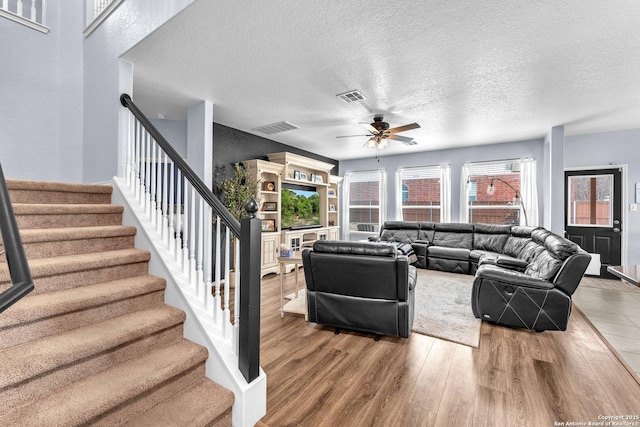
<box><xmin>476</xmin><ymin>264</ymin><xmax>554</xmax><ymax>290</ymax></box>
<box><xmin>368</xmin><ymin>236</ymin><xmax>382</xmax><ymax>242</ymax></box>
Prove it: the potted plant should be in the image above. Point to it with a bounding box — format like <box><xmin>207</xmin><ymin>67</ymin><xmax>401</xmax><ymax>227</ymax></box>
<box><xmin>217</xmin><ymin>162</ymin><xmax>260</xmax><ymax>286</ymax></box>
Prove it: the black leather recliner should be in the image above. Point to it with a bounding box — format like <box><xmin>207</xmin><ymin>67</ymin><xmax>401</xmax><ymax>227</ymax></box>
<box><xmin>302</xmin><ymin>240</ymin><xmax>416</xmax><ymax>338</ymax></box>
<box><xmin>471</xmin><ymin>230</ymin><xmax>591</xmax><ymax>331</ymax></box>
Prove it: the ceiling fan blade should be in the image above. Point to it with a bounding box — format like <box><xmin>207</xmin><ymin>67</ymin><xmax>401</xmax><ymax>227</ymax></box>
<box><xmin>360</xmin><ymin>123</ymin><xmax>379</xmax><ymax>134</ymax></box>
<box><xmin>336</xmin><ymin>134</ymin><xmax>372</xmax><ymax>138</ymax></box>
<box><xmin>388</xmin><ymin>134</ymin><xmax>414</xmax><ymax>143</ymax></box>
<box><xmin>388</xmin><ymin>123</ymin><xmax>420</xmax><ymax>133</ymax></box>
<box><xmin>402</xmin><ymin>140</ymin><xmax>418</xmax><ymax>146</ymax></box>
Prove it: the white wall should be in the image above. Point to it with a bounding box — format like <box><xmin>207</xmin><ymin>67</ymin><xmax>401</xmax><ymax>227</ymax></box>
<box><xmin>340</xmin><ymin>129</ymin><xmax>640</xmax><ymax>265</ymax></box>
<box><xmin>565</xmin><ymin>128</ymin><xmax>640</xmax><ymax>264</ymax></box>
<box><xmin>82</xmin><ymin>0</ymin><xmax>197</xmax><ymax>183</ymax></box>
<box><xmin>339</xmin><ymin>138</ymin><xmax>545</xmax><ymax>224</ymax></box>
<box><xmin>0</xmin><ymin>3</ymin><xmax>84</xmax><ymax>182</ymax></box>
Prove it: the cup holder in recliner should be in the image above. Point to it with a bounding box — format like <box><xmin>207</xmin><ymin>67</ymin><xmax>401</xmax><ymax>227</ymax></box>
<box><xmin>505</xmin><ymin>286</ymin><xmax>515</xmax><ymax>294</ymax></box>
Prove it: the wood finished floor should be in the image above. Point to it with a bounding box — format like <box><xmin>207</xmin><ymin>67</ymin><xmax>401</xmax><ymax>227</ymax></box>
<box><xmin>258</xmin><ymin>269</ymin><xmax>640</xmax><ymax>427</ymax></box>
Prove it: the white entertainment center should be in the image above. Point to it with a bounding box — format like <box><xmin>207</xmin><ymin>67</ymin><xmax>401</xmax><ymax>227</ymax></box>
<box><xmin>243</xmin><ymin>152</ymin><xmax>341</xmax><ymax>277</ymax></box>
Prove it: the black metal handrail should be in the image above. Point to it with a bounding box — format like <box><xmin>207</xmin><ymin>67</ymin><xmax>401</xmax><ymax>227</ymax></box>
<box><xmin>120</xmin><ymin>93</ymin><xmax>241</xmax><ymax>237</ymax></box>
<box><xmin>0</xmin><ymin>163</ymin><xmax>35</xmax><ymax>314</ymax></box>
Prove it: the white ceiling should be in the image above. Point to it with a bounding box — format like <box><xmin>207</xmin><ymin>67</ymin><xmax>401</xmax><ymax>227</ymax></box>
<box><xmin>122</xmin><ymin>0</ymin><xmax>640</xmax><ymax>161</ymax></box>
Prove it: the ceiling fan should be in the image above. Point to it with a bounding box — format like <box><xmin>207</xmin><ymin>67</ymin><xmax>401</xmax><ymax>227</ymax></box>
<box><xmin>337</xmin><ymin>116</ymin><xmax>420</xmax><ymax>149</ymax></box>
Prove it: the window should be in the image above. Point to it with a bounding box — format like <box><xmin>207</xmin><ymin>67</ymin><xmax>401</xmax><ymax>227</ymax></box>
<box><xmin>466</xmin><ymin>160</ymin><xmax>524</xmax><ymax>225</ymax></box>
<box><xmin>343</xmin><ymin>170</ymin><xmax>386</xmax><ymax>238</ymax></box>
<box><xmin>567</xmin><ymin>174</ymin><xmax>613</xmax><ymax>226</ymax></box>
<box><xmin>397</xmin><ymin>166</ymin><xmax>442</xmax><ymax>222</ymax></box>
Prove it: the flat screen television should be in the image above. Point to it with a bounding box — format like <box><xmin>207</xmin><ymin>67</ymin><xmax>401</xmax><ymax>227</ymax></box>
<box><xmin>280</xmin><ymin>183</ymin><xmax>320</xmax><ymax>230</ymax></box>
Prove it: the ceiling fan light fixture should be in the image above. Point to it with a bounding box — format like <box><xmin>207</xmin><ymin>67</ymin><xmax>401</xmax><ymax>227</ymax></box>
<box><xmin>379</xmin><ymin>138</ymin><xmax>388</xmax><ymax>148</ymax></box>
<box><xmin>367</xmin><ymin>138</ymin><xmax>376</xmax><ymax>148</ymax></box>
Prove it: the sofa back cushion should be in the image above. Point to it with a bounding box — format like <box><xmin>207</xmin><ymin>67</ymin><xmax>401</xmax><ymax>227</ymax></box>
<box><xmin>306</xmin><ymin>241</ymin><xmax>403</xmax><ymax>300</ymax></box>
<box><xmin>433</xmin><ymin>223</ymin><xmax>474</xmax><ymax>249</ymax></box>
<box><xmin>523</xmin><ymin>231</ymin><xmax>581</xmax><ymax>281</ymax></box>
<box><xmin>380</xmin><ymin>221</ymin><xmax>435</xmax><ymax>243</ymax></box>
<box><xmin>313</xmin><ymin>240</ymin><xmax>396</xmax><ymax>257</ymax></box>
<box><xmin>473</xmin><ymin>223</ymin><xmax>511</xmax><ymax>253</ymax></box>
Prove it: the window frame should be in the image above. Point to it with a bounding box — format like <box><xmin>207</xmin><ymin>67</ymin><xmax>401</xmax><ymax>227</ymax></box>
<box><xmin>466</xmin><ymin>160</ymin><xmax>523</xmax><ymax>226</ymax></box>
<box><xmin>396</xmin><ymin>165</ymin><xmax>443</xmax><ymax>223</ymax></box>
<box><xmin>344</xmin><ymin>170</ymin><xmax>386</xmax><ymax>238</ymax></box>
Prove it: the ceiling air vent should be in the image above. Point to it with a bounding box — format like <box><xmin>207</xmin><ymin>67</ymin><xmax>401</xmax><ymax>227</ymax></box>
<box><xmin>252</xmin><ymin>121</ymin><xmax>299</xmax><ymax>135</ymax></box>
<box><xmin>336</xmin><ymin>90</ymin><xmax>366</xmax><ymax>103</ymax></box>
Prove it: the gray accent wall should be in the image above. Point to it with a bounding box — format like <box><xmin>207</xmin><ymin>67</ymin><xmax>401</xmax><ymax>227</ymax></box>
<box><xmin>212</xmin><ymin>123</ymin><xmax>339</xmax><ymax>189</ymax></box>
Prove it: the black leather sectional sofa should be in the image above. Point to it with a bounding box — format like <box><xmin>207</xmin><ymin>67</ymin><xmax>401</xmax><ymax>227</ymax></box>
<box><xmin>370</xmin><ymin>221</ymin><xmax>591</xmax><ymax>331</ymax></box>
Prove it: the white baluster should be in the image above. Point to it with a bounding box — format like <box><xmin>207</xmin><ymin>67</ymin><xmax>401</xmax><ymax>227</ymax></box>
<box><xmin>214</xmin><ymin>216</ymin><xmax>222</xmax><ymax>323</ymax></box>
<box><xmin>161</xmin><ymin>153</ymin><xmax>169</xmax><ymax>244</ymax></box>
<box><xmin>144</xmin><ymin>132</ymin><xmax>151</xmax><ymax>216</ymax></box>
<box><xmin>135</xmin><ymin>122</ymin><xmax>142</xmax><ymax>201</ymax></box>
<box><xmin>16</xmin><ymin>0</ymin><xmax>23</xmax><ymax>17</ymax></box>
<box><xmin>175</xmin><ymin>170</ymin><xmax>183</xmax><ymax>261</ymax></box>
<box><xmin>41</xmin><ymin>0</ymin><xmax>46</xmax><ymax>25</ymax></box>
<box><xmin>181</xmin><ymin>184</ymin><xmax>190</xmax><ymax>276</ymax></box>
<box><xmin>189</xmin><ymin>187</ymin><xmax>197</xmax><ymax>288</ymax></box>
<box><xmin>140</xmin><ymin>129</ymin><xmax>147</xmax><ymax>209</ymax></box>
<box><xmin>197</xmin><ymin>199</ymin><xmax>205</xmax><ymax>302</ymax></box>
<box><xmin>167</xmin><ymin>161</ymin><xmax>175</xmax><ymax>255</ymax></box>
<box><xmin>2</xmin><ymin>1</ymin><xmax>8</xmax><ymax>12</ymax></box>
<box><xmin>205</xmin><ymin>205</ymin><xmax>213</xmax><ymax>314</ymax></box>
<box><xmin>150</xmin><ymin>141</ymin><xmax>157</xmax><ymax>226</ymax></box>
<box><xmin>30</xmin><ymin>0</ymin><xmax>35</xmax><ymax>21</ymax></box>
<box><xmin>125</xmin><ymin>113</ymin><xmax>132</xmax><ymax>187</ymax></box>
<box><xmin>176</xmin><ymin>173</ymin><xmax>190</xmax><ymax>275</ymax></box>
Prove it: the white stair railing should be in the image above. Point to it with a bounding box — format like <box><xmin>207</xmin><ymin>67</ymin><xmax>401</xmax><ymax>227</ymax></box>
<box><xmin>0</xmin><ymin>0</ymin><xmax>48</xmax><ymax>33</ymax></box>
<box><xmin>123</xmin><ymin>112</ymin><xmax>242</xmax><ymax>346</ymax></box>
<box><xmin>118</xmin><ymin>94</ymin><xmax>264</xmax><ymax>427</ymax></box>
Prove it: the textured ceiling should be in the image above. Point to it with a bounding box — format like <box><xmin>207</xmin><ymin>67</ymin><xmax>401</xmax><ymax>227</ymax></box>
<box><xmin>122</xmin><ymin>0</ymin><xmax>640</xmax><ymax>160</ymax></box>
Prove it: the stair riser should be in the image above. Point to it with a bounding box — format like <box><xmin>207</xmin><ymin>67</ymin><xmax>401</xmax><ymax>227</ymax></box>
<box><xmin>16</xmin><ymin>212</ymin><xmax>123</xmax><ymax>229</ymax></box>
<box><xmin>0</xmin><ymin>324</ymin><xmax>184</xmax><ymax>411</ymax></box>
<box><xmin>0</xmin><ymin>290</ymin><xmax>165</xmax><ymax>349</ymax></box>
<box><xmin>92</xmin><ymin>363</ymin><xmax>207</xmax><ymax>426</ymax></box>
<box><xmin>9</xmin><ymin>190</ymin><xmax>112</xmax><ymax>205</ymax></box>
<box><xmin>0</xmin><ymin>235</ymin><xmax>136</xmax><ymax>261</ymax></box>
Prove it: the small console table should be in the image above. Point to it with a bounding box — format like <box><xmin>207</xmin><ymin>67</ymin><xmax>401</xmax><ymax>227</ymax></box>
<box><xmin>607</xmin><ymin>265</ymin><xmax>640</xmax><ymax>287</ymax></box>
<box><xmin>277</xmin><ymin>251</ymin><xmax>307</xmax><ymax>320</ymax></box>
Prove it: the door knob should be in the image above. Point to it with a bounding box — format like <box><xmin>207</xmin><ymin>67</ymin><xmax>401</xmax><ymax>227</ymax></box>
<box><xmin>613</xmin><ymin>228</ymin><xmax>621</xmax><ymax>232</ymax></box>
<box><xmin>614</xmin><ymin>219</ymin><xmax>620</xmax><ymax>225</ymax></box>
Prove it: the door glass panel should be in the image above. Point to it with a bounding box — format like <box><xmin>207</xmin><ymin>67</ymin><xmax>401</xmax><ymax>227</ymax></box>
<box><xmin>567</xmin><ymin>174</ymin><xmax>613</xmax><ymax>226</ymax></box>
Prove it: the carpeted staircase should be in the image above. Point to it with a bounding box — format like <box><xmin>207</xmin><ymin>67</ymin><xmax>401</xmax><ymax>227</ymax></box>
<box><xmin>0</xmin><ymin>179</ymin><xmax>234</xmax><ymax>426</ymax></box>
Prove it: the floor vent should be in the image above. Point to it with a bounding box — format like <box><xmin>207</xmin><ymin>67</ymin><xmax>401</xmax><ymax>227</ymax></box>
<box><xmin>337</xmin><ymin>90</ymin><xmax>366</xmax><ymax>103</ymax></box>
<box><xmin>252</xmin><ymin>121</ymin><xmax>299</xmax><ymax>135</ymax></box>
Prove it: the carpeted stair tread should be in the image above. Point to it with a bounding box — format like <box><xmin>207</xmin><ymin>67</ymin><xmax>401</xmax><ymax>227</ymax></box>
<box><xmin>12</xmin><ymin>203</ymin><xmax>123</xmax><ymax>215</ymax></box>
<box><xmin>0</xmin><ymin>226</ymin><xmax>137</xmax><ymax>260</ymax></box>
<box><xmin>126</xmin><ymin>377</ymin><xmax>234</xmax><ymax>426</ymax></box>
<box><xmin>6</xmin><ymin>179</ymin><xmax>112</xmax><ymax>195</ymax></box>
<box><xmin>14</xmin><ymin>225</ymin><xmax>137</xmax><ymax>243</ymax></box>
<box><xmin>7</xmin><ymin>180</ymin><xmax>112</xmax><ymax>205</ymax></box>
<box><xmin>0</xmin><ymin>248</ymin><xmax>150</xmax><ymax>283</ymax></box>
<box><xmin>0</xmin><ymin>340</ymin><xmax>208</xmax><ymax>426</ymax></box>
<box><xmin>0</xmin><ymin>306</ymin><xmax>186</xmax><ymax>389</ymax></box>
<box><xmin>0</xmin><ymin>274</ymin><xmax>166</xmax><ymax>328</ymax></box>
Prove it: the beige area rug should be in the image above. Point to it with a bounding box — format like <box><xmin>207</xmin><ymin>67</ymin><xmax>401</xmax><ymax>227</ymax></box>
<box><xmin>412</xmin><ymin>269</ymin><xmax>481</xmax><ymax>348</ymax></box>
